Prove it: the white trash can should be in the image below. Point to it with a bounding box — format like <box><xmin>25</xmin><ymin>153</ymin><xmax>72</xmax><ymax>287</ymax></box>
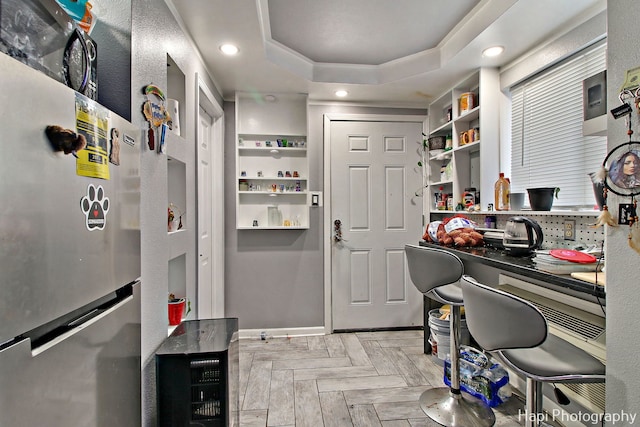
<box><xmin>428</xmin><ymin>308</ymin><xmax>471</xmax><ymax>360</ymax></box>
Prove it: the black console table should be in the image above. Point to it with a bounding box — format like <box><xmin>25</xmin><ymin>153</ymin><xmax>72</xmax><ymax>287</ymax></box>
<box><xmin>156</xmin><ymin>318</ymin><xmax>239</xmax><ymax>427</ymax></box>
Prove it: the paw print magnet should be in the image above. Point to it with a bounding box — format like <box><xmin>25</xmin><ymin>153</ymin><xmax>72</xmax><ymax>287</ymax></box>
<box><xmin>81</xmin><ymin>184</ymin><xmax>110</xmax><ymax>231</ymax></box>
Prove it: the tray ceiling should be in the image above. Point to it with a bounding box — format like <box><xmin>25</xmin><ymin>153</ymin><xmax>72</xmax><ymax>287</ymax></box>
<box><xmin>169</xmin><ymin>0</ymin><xmax>606</xmax><ymax>106</ymax></box>
<box><xmin>267</xmin><ymin>0</ymin><xmax>479</xmax><ymax>65</ymax></box>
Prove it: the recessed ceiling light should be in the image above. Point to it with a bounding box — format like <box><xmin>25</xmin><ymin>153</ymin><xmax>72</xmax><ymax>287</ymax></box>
<box><xmin>335</xmin><ymin>90</ymin><xmax>348</xmax><ymax>97</ymax></box>
<box><xmin>482</xmin><ymin>46</ymin><xmax>504</xmax><ymax>57</ymax></box>
<box><xmin>220</xmin><ymin>44</ymin><xmax>239</xmax><ymax>56</ymax></box>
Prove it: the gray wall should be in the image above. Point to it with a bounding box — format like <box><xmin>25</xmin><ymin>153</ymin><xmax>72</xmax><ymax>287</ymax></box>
<box><xmin>130</xmin><ymin>1</ymin><xmax>222</xmax><ymax>425</ymax></box>
<box><xmin>605</xmin><ymin>0</ymin><xmax>640</xmax><ymax>419</ymax></box>
<box><xmin>92</xmin><ymin>0</ymin><xmax>132</xmax><ymax>120</ymax></box>
<box><xmin>223</xmin><ymin>101</ymin><xmax>325</xmax><ymax>331</ymax></box>
<box><xmin>224</xmin><ymin>103</ymin><xmax>427</xmax><ymax>331</ymax></box>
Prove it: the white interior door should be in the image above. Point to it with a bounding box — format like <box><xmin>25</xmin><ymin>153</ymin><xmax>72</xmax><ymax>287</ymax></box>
<box><xmin>198</xmin><ymin>106</ymin><xmax>214</xmax><ymax>316</ymax></box>
<box><xmin>330</xmin><ymin>120</ymin><xmax>424</xmax><ymax>330</ymax></box>
<box><xmin>197</xmin><ymin>77</ymin><xmax>224</xmax><ymax>319</ymax></box>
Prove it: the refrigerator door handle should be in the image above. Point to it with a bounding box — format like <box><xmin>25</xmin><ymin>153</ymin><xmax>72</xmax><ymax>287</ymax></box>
<box><xmin>31</xmin><ymin>294</ymin><xmax>134</xmax><ymax>357</ymax></box>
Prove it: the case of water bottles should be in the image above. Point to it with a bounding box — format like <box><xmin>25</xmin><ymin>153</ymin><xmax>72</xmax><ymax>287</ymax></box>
<box><xmin>444</xmin><ymin>345</ymin><xmax>511</xmax><ymax>407</ymax></box>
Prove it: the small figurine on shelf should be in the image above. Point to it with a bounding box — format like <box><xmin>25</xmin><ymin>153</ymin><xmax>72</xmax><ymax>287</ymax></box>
<box><xmin>167</xmin><ymin>206</ymin><xmax>174</xmax><ymax>231</ymax></box>
<box><xmin>168</xmin><ymin>202</ymin><xmax>184</xmax><ymax>232</ymax></box>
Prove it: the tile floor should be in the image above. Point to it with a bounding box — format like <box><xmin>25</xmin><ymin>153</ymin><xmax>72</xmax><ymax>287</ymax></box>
<box><xmin>238</xmin><ymin>329</ymin><xmax>529</xmax><ymax>426</ymax></box>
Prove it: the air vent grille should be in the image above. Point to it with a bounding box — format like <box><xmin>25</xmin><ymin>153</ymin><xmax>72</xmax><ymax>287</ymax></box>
<box><xmin>520</xmin><ymin>298</ymin><xmax>604</xmax><ymax>340</ymax></box>
<box><xmin>561</xmin><ymin>382</ymin><xmax>606</xmax><ymax>412</ymax></box>
<box><xmin>498</xmin><ymin>278</ymin><xmax>606</xmax><ymax>414</ymax></box>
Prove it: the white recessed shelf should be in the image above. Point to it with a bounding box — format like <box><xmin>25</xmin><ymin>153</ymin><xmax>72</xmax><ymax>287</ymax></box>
<box><xmin>235</xmin><ymin>93</ymin><xmax>310</xmax><ymax>230</ymax></box>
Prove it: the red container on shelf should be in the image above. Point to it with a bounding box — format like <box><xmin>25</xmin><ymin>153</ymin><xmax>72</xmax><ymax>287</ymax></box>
<box><xmin>168</xmin><ymin>299</ymin><xmax>185</xmax><ymax>326</ymax></box>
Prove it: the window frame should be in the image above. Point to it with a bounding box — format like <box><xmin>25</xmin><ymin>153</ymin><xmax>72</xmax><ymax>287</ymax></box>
<box><xmin>508</xmin><ymin>41</ymin><xmax>607</xmax><ymax>209</ymax></box>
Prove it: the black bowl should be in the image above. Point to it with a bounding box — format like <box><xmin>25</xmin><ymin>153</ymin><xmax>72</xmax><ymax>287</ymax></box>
<box><xmin>527</xmin><ymin>187</ymin><xmax>557</xmax><ymax>211</ymax></box>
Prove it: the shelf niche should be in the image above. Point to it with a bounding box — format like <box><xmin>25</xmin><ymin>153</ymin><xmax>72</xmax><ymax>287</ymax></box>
<box><xmin>235</xmin><ymin>93</ymin><xmax>309</xmax><ymax>230</ymax></box>
<box><xmin>168</xmin><ymin>157</ymin><xmax>186</xmax><ymax>233</ymax></box>
<box><xmin>426</xmin><ymin>68</ymin><xmax>500</xmax><ymax>214</ymax></box>
<box><xmin>166</xmin><ymin>54</ymin><xmax>186</xmax><ymax>140</ymax></box>
<box><xmin>168</xmin><ymin>254</ymin><xmax>186</xmax><ymax>299</ymax></box>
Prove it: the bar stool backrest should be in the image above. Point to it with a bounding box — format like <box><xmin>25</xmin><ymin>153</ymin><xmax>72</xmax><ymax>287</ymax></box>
<box><xmin>405</xmin><ymin>244</ymin><xmax>464</xmax><ymax>294</ymax></box>
<box><xmin>460</xmin><ymin>275</ymin><xmax>548</xmax><ymax>351</ymax></box>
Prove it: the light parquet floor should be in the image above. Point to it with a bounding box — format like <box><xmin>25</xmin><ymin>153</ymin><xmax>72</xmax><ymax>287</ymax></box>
<box><xmin>238</xmin><ymin>330</ymin><xmax>528</xmax><ymax>427</ymax></box>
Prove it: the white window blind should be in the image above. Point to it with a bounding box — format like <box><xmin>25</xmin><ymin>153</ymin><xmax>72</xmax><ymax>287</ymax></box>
<box><xmin>510</xmin><ymin>43</ymin><xmax>607</xmax><ymax>208</ymax></box>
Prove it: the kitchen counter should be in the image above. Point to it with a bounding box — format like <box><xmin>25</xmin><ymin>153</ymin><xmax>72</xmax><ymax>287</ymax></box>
<box><xmin>418</xmin><ymin>241</ymin><xmax>606</xmax><ymax>299</ymax></box>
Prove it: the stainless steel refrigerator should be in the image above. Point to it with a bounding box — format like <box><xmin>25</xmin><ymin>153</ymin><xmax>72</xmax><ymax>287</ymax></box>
<box><xmin>0</xmin><ymin>50</ymin><xmax>142</xmax><ymax>426</ymax></box>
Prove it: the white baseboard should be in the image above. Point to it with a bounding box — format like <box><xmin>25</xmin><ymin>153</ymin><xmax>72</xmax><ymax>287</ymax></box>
<box><xmin>239</xmin><ymin>326</ymin><xmax>325</xmax><ymax>340</ymax></box>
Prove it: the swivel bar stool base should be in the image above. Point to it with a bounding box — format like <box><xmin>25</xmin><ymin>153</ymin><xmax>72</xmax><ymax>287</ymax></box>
<box><xmin>420</xmin><ymin>388</ymin><xmax>496</xmax><ymax>427</ymax></box>
<box><xmin>419</xmin><ymin>303</ymin><xmax>495</xmax><ymax>427</ymax></box>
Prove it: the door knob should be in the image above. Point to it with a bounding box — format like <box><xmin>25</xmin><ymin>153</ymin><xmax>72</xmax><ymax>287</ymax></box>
<box><xmin>334</xmin><ymin>219</ymin><xmax>342</xmax><ymax>242</ymax></box>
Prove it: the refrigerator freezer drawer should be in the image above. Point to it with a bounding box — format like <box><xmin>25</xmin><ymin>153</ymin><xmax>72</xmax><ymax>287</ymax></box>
<box><xmin>0</xmin><ymin>283</ymin><xmax>141</xmax><ymax>427</ymax></box>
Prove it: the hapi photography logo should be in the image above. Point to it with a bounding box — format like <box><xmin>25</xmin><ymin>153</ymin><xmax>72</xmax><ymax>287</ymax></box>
<box><xmin>518</xmin><ymin>409</ymin><xmax>637</xmax><ymax>425</ymax></box>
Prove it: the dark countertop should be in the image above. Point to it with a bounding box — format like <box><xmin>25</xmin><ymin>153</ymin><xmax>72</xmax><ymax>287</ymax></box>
<box><xmin>156</xmin><ymin>318</ymin><xmax>239</xmax><ymax>355</ymax></box>
<box><xmin>418</xmin><ymin>241</ymin><xmax>606</xmax><ymax>299</ymax></box>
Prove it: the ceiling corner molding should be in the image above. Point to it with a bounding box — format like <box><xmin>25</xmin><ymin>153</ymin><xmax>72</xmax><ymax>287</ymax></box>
<box><xmin>438</xmin><ymin>0</ymin><xmax>518</xmax><ymax>64</ymax></box>
<box><xmin>256</xmin><ymin>0</ymin><xmax>272</xmax><ymax>39</ymax></box>
<box><xmin>377</xmin><ymin>49</ymin><xmax>442</xmax><ymax>84</ymax></box>
<box><xmin>312</xmin><ymin>62</ymin><xmax>380</xmax><ymax>85</ymax></box>
<box><xmin>264</xmin><ymin>40</ymin><xmax>444</xmax><ymax>86</ymax></box>
<box><xmin>263</xmin><ymin>39</ymin><xmax>315</xmax><ymax>81</ymax></box>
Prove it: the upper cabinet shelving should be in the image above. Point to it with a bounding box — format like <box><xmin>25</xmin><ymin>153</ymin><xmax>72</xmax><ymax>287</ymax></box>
<box><xmin>235</xmin><ymin>93</ymin><xmax>310</xmax><ymax>230</ymax></box>
<box><xmin>426</xmin><ymin>68</ymin><xmax>500</xmax><ymax>214</ymax></box>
